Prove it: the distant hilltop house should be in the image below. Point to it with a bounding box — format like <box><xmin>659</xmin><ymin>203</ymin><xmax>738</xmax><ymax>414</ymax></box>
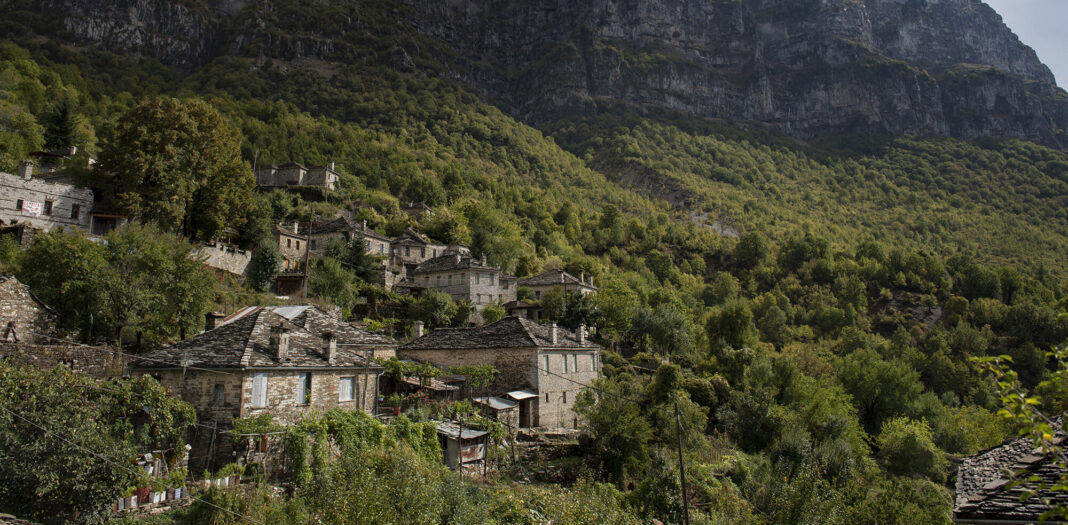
<box><xmin>255</xmin><ymin>161</ymin><xmax>339</xmax><ymax>190</ymax></box>
<box><xmin>399</xmin><ymin>316</ymin><xmax>601</xmax><ymax>429</ymax></box>
<box><xmin>129</xmin><ymin>305</ymin><xmax>395</xmax><ymax>471</ymax></box>
<box><xmin>953</xmin><ymin>425</ymin><xmax>1067</xmax><ymax>524</ymax></box>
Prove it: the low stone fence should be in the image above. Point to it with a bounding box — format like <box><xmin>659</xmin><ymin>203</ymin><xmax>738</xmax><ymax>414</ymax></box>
<box><xmin>0</xmin><ymin>342</ymin><xmax>127</xmax><ymax>378</ymax></box>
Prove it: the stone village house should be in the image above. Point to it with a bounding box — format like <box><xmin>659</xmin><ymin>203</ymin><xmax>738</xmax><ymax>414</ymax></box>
<box><xmin>272</xmin><ymin>223</ymin><xmax>307</xmax><ymax>296</ymax></box>
<box><xmin>520</xmin><ymin>269</ymin><xmax>598</xmax><ymax>300</ymax></box>
<box><xmin>129</xmin><ymin>306</ymin><xmax>394</xmax><ymax>470</ymax></box>
<box><xmin>411</xmin><ymin>252</ymin><xmax>518</xmax><ymax>312</ymax></box>
<box><xmin>398</xmin><ymin>316</ymin><xmax>600</xmax><ymax>429</ymax></box>
<box><xmin>0</xmin><ymin>161</ymin><xmax>93</xmax><ymax>232</ymax></box>
<box><xmin>308</xmin><ymin>218</ymin><xmax>390</xmax><ymax>258</ymax></box>
<box><xmin>508</xmin><ymin>269</ymin><xmax>599</xmax><ymax>321</ymax></box>
<box><xmin>389</xmin><ymin>228</ymin><xmax>457</xmax><ymax>279</ymax></box>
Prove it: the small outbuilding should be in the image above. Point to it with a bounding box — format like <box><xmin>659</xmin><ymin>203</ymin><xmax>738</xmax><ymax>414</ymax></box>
<box><xmin>436</xmin><ymin>421</ymin><xmax>489</xmax><ymax>471</ymax></box>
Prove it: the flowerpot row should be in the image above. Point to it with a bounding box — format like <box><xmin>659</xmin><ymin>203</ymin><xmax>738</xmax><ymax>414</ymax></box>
<box><xmin>203</xmin><ymin>475</ymin><xmax>241</xmax><ymax>489</ymax></box>
<box><xmin>114</xmin><ymin>487</ymin><xmax>187</xmax><ymax>512</ymax></box>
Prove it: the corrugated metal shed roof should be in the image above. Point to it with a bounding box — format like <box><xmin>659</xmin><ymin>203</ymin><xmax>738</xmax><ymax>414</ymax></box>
<box><xmin>473</xmin><ymin>396</ymin><xmax>518</xmax><ymax>411</ymax></box>
<box><xmin>437</xmin><ymin>421</ymin><xmax>488</xmax><ymax>440</ymax></box>
<box><xmin>506</xmin><ymin>389</ymin><xmax>538</xmax><ymax>401</ymax></box>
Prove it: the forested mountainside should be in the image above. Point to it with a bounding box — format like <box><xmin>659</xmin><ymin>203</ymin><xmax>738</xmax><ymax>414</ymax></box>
<box><xmin>1</xmin><ymin>0</ymin><xmax>1067</xmax><ymax>146</ymax></box>
<box><xmin>1</xmin><ymin>1</ymin><xmax>1067</xmax><ymax>524</ymax></box>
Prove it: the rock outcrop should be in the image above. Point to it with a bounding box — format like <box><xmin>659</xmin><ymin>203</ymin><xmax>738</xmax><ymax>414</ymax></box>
<box><xmin>5</xmin><ymin>0</ymin><xmax>1066</xmax><ymax>147</ymax></box>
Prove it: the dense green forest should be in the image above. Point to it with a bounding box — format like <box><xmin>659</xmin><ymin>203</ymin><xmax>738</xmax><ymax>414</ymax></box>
<box><xmin>1</xmin><ymin>32</ymin><xmax>1067</xmax><ymax>524</ymax></box>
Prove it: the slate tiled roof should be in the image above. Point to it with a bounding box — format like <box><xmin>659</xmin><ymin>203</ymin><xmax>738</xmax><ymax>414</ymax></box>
<box><xmin>392</xmin><ymin>228</ymin><xmax>431</xmax><ymax>245</ymax></box>
<box><xmin>309</xmin><ymin>217</ymin><xmax>354</xmax><ymax>235</ymax></box>
<box><xmin>413</xmin><ymin>253</ymin><xmax>497</xmax><ymax>274</ymax></box>
<box><xmin>399</xmin><ymin>316</ymin><xmax>599</xmax><ymax>351</ymax></box>
<box><xmin>954</xmin><ymin>424</ymin><xmax>1067</xmax><ymax>523</ymax></box>
<box><xmin>286</xmin><ymin>307</ymin><xmax>395</xmax><ymax>346</ymax></box>
<box><xmin>130</xmin><ymin>308</ymin><xmax>387</xmax><ymax>370</ymax></box>
<box><xmin>520</xmin><ymin>269</ymin><xmax>597</xmax><ymax>290</ymax></box>
<box><xmin>274</xmin><ymin>224</ymin><xmax>301</xmax><ymax>238</ymax></box>
<box><xmin>310</xmin><ymin>217</ymin><xmax>390</xmax><ymax>240</ymax></box>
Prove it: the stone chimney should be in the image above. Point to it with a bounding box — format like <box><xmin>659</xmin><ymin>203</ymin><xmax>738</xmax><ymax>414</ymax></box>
<box><xmin>17</xmin><ymin>160</ymin><xmax>33</xmax><ymax>180</ymax></box>
<box><xmin>578</xmin><ymin>324</ymin><xmax>586</xmax><ymax>345</ymax></box>
<box><xmin>328</xmin><ymin>161</ymin><xmax>335</xmax><ymax>171</ymax></box>
<box><xmin>291</xmin><ymin>221</ymin><xmax>299</xmax><ymax>234</ymax></box>
<box><xmin>481</xmin><ymin>254</ymin><xmax>488</xmax><ymax>266</ymax></box>
<box><xmin>589</xmin><ymin>275</ymin><xmax>594</xmax><ymax>287</ymax></box>
<box><xmin>550</xmin><ymin>322</ymin><xmax>558</xmax><ymax>345</ymax></box>
<box><xmin>361</xmin><ymin>219</ymin><xmax>367</xmax><ymax>232</ymax></box>
<box><xmin>579</xmin><ymin>270</ymin><xmax>585</xmax><ymax>284</ymax></box>
<box><xmin>204</xmin><ymin>311</ymin><xmax>226</xmax><ymax>331</ymax></box>
<box><xmin>323</xmin><ymin>332</ymin><xmax>337</xmax><ymax>364</ymax></box>
<box><xmin>270</xmin><ymin>325</ymin><xmax>290</xmax><ymax>362</ymax></box>
<box><xmin>455</xmin><ymin>253</ymin><xmax>462</xmax><ymax>264</ymax></box>
<box><xmin>413</xmin><ymin>321</ymin><xmax>424</xmax><ymax>338</ymax></box>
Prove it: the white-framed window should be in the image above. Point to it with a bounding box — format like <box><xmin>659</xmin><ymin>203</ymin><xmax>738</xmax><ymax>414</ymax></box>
<box><xmin>563</xmin><ymin>355</ymin><xmax>569</xmax><ymax>373</ymax></box>
<box><xmin>572</xmin><ymin>354</ymin><xmax>579</xmax><ymax>372</ymax></box>
<box><xmin>590</xmin><ymin>354</ymin><xmax>596</xmax><ymax>369</ymax></box>
<box><xmin>562</xmin><ymin>391</ymin><xmax>568</xmax><ymax>404</ymax></box>
<box><xmin>339</xmin><ymin>377</ymin><xmax>355</xmax><ymax>401</ymax></box>
<box><xmin>543</xmin><ymin>355</ymin><xmax>550</xmax><ymax>373</ymax></box>
<box><xmin>297</xmin><ymin>373</ymin><xmax>311</xmax><ymax>405</ymax></box>
<box><xmin>252</xmin><ymin>372</ymin><xmax>268</xmax><ymax>408</ymax></box>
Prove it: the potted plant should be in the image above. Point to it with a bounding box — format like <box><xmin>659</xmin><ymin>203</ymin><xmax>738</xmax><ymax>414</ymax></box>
<box><xmin>386</xmin><ymin>393</ymin><xmax>405</xmax><ymax>415</ymax></box>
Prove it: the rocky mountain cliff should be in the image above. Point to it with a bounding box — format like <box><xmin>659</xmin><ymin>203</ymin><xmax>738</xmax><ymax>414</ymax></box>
<box><xmin>3</xmin><ymin>0</ymin><xmax>1065</xmax><ymax>147</ymax></box>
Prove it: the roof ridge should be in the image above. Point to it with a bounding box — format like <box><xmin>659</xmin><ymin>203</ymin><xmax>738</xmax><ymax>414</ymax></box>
<box><xmin>510</xmin><ymin>316</ymin><xmax>543</xmax><ymax>346</ymax></box>
<box><xmin>238</xmin><ymin>307</ymin><xmax>266</xmax><ymax>367</ymax></box>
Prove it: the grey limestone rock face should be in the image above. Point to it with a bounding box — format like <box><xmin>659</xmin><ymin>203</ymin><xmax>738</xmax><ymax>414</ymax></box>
<box><xmin>10</xmin><ymin>0</ymin><xmax>1067</xmax><ymax>147</ymax></box>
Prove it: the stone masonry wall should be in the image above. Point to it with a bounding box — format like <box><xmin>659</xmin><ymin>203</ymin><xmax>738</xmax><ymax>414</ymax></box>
<box><xmin>193</xmin><ymin>242</ymin><xmax>251</xmax><ymax>277</ymax></box>
<box><xmin>398</xmin><ymin>346</ymin><xmax>538</xmax><ymax>399</ymax></box>
<box><xmin>139</xmin><ymin>367</ymin><xmax>380</xmax><ymax>426</ymax></box>
<box><xmin>0</xmin><ymin>277</ymin><xmax>60</xmax><ymax>343</ymax></box>
<box><xmin>240</xmin><ymin>368</ymin><xmax>379</xmax><ymax>425</ymax></box>
<box><xmin>0</xmin><ymin>343</ymin><xmax>126</xmax><ymax>378</ymax></box>
<box><xmin>0</xmin><ymin>171</ymin><xmax>93</xmax><ymax>231</ymax></box>
<box><xmin>535</xmin><ymin>349</ymin><xmax>600</xmax><ymax>429</ymax></box>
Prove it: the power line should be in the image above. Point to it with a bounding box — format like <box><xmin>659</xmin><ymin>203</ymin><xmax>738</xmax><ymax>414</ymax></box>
<box><xmin>0</xmin><ymin>404</ymin><xmax>266</xmax><ymax>525</ymax></box>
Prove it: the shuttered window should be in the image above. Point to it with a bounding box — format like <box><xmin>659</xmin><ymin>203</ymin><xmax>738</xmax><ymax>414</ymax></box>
<box><xmin>252</xmin><ymin>372</ymin><xmax>268</xmax><ymax>408</ymax></box>
<box><xmin>297</xmin><ymin>373</ymin><xmax>311</xmax><ymax>405</ymax></box>
<box><xmin>339</xmin><ymin>377</ymin><xmax>355</xmax><ymax>401</ymax></box>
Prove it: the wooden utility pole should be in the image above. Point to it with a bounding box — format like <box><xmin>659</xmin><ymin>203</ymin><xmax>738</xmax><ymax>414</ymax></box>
<box><xmin>675</xmin><ymin>401</ymin><xmax>691</xmax><ymax>525</ymax></box>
